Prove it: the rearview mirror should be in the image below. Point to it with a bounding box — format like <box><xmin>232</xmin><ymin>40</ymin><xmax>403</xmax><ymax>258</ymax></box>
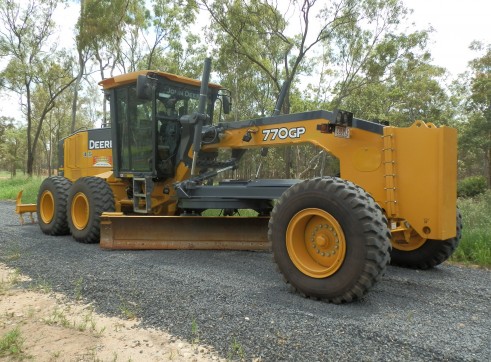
<box><xmin>136</xmin><ymin>75</ymin><xmax>152</xmax><ymax>100</ymax></box>
<box><xmin>222</xmin><ymin>95</ymin><xmax>231</xmax><ymax>114</ymax></box>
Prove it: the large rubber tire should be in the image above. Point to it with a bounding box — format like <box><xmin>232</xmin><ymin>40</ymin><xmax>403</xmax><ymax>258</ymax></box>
<box><xmin>269</xmin><ymin>177</ymin><xmax>391</xmax><ymax>304</ymax></box>
<box><xmin>37</xmin><ymin>176</ymin><xmax>72</xmax><ymax>236</ymax></box>
<box><xmin>67</xmin><ymin>177</ymin><xmax>115</xmax><ymax>244</ymax></box>
<box><xmin>390</xmin><ymin>210</ymin><xmax>462</xmax><ymax>269</ymax></box>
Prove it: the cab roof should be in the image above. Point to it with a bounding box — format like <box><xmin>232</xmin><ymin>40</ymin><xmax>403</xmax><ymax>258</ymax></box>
<box><xmin>98</xmin><ymin>70</ymin><xmax>222</xmax><ymax>90</ymax></box>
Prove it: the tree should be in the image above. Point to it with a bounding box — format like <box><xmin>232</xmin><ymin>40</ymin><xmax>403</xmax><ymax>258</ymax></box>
<box><xmin>456</xmin><ymin>42</ymin><xmax>491</xmax><ymax>186</ymax></box>
<box><xmin>203</xmin><ymin>0</ymin><xmax>358</xmax><ymax>177</ymax></box>
<box><xmin>142</xmin><ymin>0</ymin><xmax>198</xmax><ymax>70</ymax></box>
<box><xmin>0</xmin><ymin>118</ymin><xmax>25</xmax><ymax>177</ymax></box>
<box><xmin>337</xmin><ymin>59</ymin><xmax>450</xmax><ymax>126</ymax></box>
<box><xmin>75</xmin><ymin>0</ymin><xmax>135</xmax><ymax>125</ymax></box>
<box><xmin>0</xmin><ymin>0</ymin><xmax>77</xmax><ymax>176</ymax></box>
<box><xmin>71</xmin><ymin>0</ymin><xmax>92</xmax><ymax>132</ymax></box>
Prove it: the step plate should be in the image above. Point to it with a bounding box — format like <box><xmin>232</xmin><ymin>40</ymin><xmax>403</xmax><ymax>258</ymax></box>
<box><xmin>100</xmin><ymin>213</ymin><xmax>271</xmax><ymax>250</ymax></box>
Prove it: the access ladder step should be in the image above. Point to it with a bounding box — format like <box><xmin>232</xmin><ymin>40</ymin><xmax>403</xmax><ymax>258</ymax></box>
<box><xmin>132</xmin><ymin>177</ymin><xmax>154</xmax><ymax>214</ymax></box>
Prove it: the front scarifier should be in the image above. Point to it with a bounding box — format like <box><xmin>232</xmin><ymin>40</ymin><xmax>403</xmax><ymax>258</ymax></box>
<box><xmin>269</xmin><ymin>177</ymin><xmax>391</xmax><ymax>303</ymax></box>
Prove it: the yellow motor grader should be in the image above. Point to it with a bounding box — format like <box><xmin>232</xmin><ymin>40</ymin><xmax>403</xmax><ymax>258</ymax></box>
<box><xmin>18</xmin><ymin>59</ymin><xmax>461</xmax><ymax>303</ymax></box>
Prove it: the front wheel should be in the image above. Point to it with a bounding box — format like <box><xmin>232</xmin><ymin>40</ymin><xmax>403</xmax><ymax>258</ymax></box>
<box><xmin>67</xmin><ymin>177</ymin><xmax>115</xmax><ymax>244</ymax></box>
<box><xmin>269</xmin><ymin>177</ymin><xmax>391</xmax><ymax>304</ymax></box>
<box><xmin>390</xmin><ymin>210</ymin><xmax>462</xmax><ymax>269</ymax></box>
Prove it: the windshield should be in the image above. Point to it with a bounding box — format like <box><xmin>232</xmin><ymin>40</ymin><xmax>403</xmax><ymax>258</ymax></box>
<box><xmin>114</xmin><ymin>85</ymin><xmax>153</xmax><ymax>173</ymax></box>
<box><xmin>112</xmin><ymin>76</ymin><xmax>218</xmax><ymax>177</ymax></box>
<box><xmin>156</xmin><ymin>82</ymin><xmax>204</xmax><ymax>120</ymax></box>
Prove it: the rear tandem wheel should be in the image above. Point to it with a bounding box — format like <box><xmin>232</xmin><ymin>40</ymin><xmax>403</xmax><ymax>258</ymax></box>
<box><xmin>37</xmin><ymin>176</ymin><xmax>72</xmax><ymax>235</ymax></box>
<box><xmin>269</xmin><ymin>177</ymin><xmax>391</xmax><ymax>303</ymax></box>
<box><xmin>390</xmin><ymin>210</ymin><xmax>462</xmax><ymax>269</ymax></box>
<box><xmin>67</xmin><ymin>176</ymin><xmax>115</xmax><ymax>244</ymax></box>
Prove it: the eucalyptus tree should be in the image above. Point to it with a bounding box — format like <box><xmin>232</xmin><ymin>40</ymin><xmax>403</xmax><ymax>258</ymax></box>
<box><xmin>339</xmin><ymin>59</ymin><xmax>450</xmax><ymax>126</ymax></box>
<box><xmin>325</xmin><ymin>1</ymin><xmax>430</xmax><ymax>106</ymax></box>
<box><xmin>0</xmin><ymin>0</ymin><xmax>77</xmax><ymax>176</ymax></box>
<box><xmin>75</xmin><ymin>0</ymin><xmax>200</xmax><ymax>126</ymax></box>
<box><xmin>0</xmin><ymin>121</ymin><xmax>25</xmax><ymax>177</ymax></box>
<box><xmin>456</xmin><ymin>42</ymin><xmax>491</xmax><ymax>186</ymax></box>
<box><xmin>202</xmin><ymin>0</ymin><xmax>358</xmax><ymax>177</ymax></box>
<box><xmin>142</xmin><ymin>0</ymin><xmax>198</xmax><ymax>70</ymax></box>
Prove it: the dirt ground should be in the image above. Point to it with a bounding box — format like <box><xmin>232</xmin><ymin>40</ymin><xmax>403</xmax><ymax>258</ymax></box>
<box><xmin>0</xmin><ymin>264</ymin><xmax>223</xmax><ymax>361</ymax></box>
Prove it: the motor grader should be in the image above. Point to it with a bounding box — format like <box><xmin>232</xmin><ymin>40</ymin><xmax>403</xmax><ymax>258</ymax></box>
<box><xmin>18</xmin><ymin>58</ymin><xmax>461</xmax><ymax>303</ymax></box>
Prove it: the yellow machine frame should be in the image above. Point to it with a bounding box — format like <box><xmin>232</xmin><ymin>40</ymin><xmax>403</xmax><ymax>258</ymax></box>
<box><xmin>18</xmin><ymin>60</ymin><xmax>460</xmax><ymax>304</ymax></box>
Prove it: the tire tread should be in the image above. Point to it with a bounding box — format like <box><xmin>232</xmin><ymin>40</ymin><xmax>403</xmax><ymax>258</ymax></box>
<box><xmin>269</xmin><ymin>177</ymin><xmax>391</xmax><ymax>304</ymax></box>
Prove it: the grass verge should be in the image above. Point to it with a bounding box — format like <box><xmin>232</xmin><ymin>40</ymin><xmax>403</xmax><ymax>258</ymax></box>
<box><xmin>0</xmin><ymin>176</ymin><xmax>44</xmax><ymax>204</ymax></box>
<box><xmin>452</xmin><ymin>191</ymin><xmax>491</xmax><ymax>267</ymax></box>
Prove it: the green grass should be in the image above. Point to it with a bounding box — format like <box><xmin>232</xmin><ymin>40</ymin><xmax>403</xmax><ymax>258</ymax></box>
<box><xmin>0</xmin><ymin>327</ymin><xmax>26</xmax><ymax>359</ymax></box>
<box><xmin>118</xmin><ymin>299</ymin><xmax>139</xmax><ymax>320</ymax></box>
<box><xmin>452</xmin><ymin>191</ymin><xmax>491</xmax><ymax>267</ymax></box>
<box><xmin>0</xmin><ymin>175</ymin><xmax>44</xmax><ymax>204</ymax></box>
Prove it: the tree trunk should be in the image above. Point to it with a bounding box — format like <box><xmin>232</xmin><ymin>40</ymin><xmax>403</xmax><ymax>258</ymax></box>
<box><xmin>26</xmin><ymin>79</ymin><xmax>34</xmax><ymax>177</ymax></box>
<box><xmin>95</xmin><ymin>50</ymin><xmax>107</xmax><ymax>125</ymax></box>
<box><xmin>72</xmin><ymin>0</ymin><xmax>86</xmax><ymax>132</ymax></box>
<box><xmin>71</xmin><ymin>48</ymin><xmax>85</xmax><ymax>132</ymax></box>
<box><xmin>283</xmin><ymin>147</ymin><xmax>291</xmax><ymax>179</ymax></box>
<box><xmin>488</xmin><ymin>141</ymin><xmax>491</xmax><ymax>188</ymax></box>
<box><xmin>282</xmin><ymin>93</ymin><xmax>292</xmax><ymax>178</ymax></box>
<box><xmin>11</xmin><ymin>150</ymin><xmax>17</xmax><ymax>177</ymax></box>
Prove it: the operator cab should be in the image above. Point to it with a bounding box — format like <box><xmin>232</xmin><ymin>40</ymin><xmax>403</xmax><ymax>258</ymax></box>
<box><xmin>100</xmin><ymin>71</ymin><xmax>226</xmax><ymax>180</ymax></box>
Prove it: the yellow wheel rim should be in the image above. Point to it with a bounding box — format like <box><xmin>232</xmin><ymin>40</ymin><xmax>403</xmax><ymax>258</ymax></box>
<box><xmin>71</xmin><ymin>192</ymin><xmax>89</xmax><ymax>230</ymax></box>
<box><xmin>40</xmin><ymin>190</ymin><xmax>55</xmax><ymax>224</ymax></box>
<box><xmin>392</xmin><ymin>229</ymin><xmax>427</xmax><ymax>251</ymax></box>
<box><xmin>286</xmin><ymin>208</ymin><xmax>347</xmax><ymax>278</ymax></box>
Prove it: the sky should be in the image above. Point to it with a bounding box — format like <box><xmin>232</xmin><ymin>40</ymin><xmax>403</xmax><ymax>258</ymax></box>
<box><xmin>403</xmin><ymin>0</ymin><xmax>490</xmax><ymax>77</ymax></box>
<box><xmin>1</xmin><ymin>0</ymin><xmax>491</xmax><ymax>120</ymax></box>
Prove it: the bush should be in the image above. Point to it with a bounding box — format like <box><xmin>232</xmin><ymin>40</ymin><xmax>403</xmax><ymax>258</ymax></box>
<box><xmin>458</xmin><ymin>176</ymin><xmax>488</xmax><ymax>198</ymax></box>
<box><xmin>453</xmin><ymin>190</ymin><xmax>491</xmax><ymax>267</ymax></box>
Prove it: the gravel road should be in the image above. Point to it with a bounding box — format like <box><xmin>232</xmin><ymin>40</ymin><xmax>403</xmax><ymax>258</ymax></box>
<box><xmin>1</xmin><ymin>201</ymin><xmax>490</xmax><ymax>361</ymax></box>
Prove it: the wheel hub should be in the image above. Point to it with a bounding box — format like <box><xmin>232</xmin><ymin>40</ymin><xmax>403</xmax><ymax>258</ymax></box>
<box><xmin>287</xmin><ymin>208</ymin><xmax>347</xmax><ymax>278</ymax></box>
<box><xmin>310</xmin><ymin>224</ymin><xmax>340</xmax><ymax>256</ymax></box>
<box><xmin>71</xmin><ymin>192</ymin><xmax>90</xmax><ymax>230</ymax></box>
<box><xmin>391</xmin><ymin>222</ymin><xmax>427</xmax><ymax>251</ymax></box>
<box><xmin>40</xmin><ymin>190</ymin><xmax>55</xmax><ymax>224</ymax></box>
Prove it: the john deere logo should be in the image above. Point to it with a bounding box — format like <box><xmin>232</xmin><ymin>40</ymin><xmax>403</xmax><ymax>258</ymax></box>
<box><xmin>87</xmin><ymin>128</ymin><xmax>112</xmax><ymax>150</ymax></box>
<box><xmin>89</xmin><ymin>140</ymin><xmax>112</xmax><ymax>150</ymax></box>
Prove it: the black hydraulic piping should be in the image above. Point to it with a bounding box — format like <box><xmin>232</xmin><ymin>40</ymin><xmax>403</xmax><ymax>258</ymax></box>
<box><xmin>272</xmin><ymin>79</ymin><xmax>291</xmax><ymax>116</ymax></box>
<box><xmin>191</xmin><ymin>58</ymin><xmax>212</xmax><ymax>175</ymax></box>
